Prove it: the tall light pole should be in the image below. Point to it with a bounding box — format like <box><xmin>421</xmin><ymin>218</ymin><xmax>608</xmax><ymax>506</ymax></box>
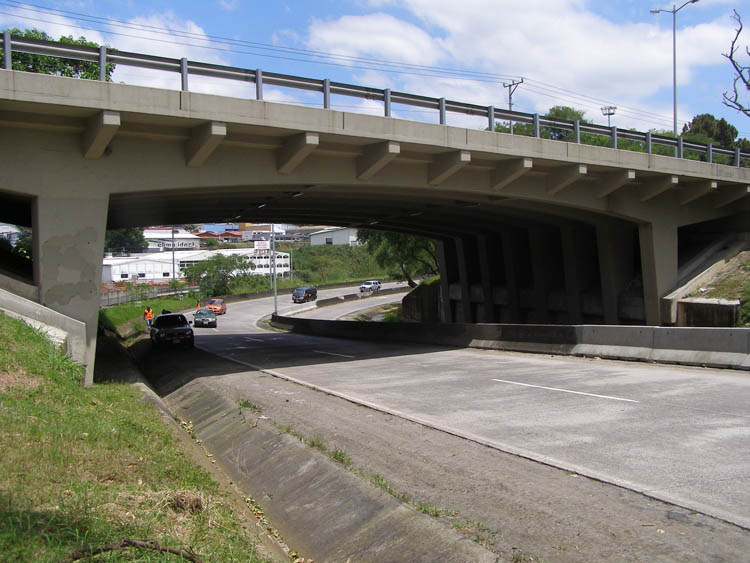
<box><xmin>650</xmin><ymin>0</ymin><xmax>699</xmax><ymax>144</ymax></box>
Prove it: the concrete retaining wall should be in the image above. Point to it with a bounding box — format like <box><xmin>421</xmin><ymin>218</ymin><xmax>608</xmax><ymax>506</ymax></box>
<box><xmin>271</xmin><ymin>315</ymin><xmax>750</xmax><ymax>371</ymax></box>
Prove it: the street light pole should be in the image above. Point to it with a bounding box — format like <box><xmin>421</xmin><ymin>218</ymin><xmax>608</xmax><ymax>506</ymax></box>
<box><xmin>650</xmin><ymin>0</ymin><xmax>699</xmax><ymax>146</ymax></box>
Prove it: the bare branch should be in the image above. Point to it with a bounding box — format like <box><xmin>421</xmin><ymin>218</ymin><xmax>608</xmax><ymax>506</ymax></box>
<box><xmin>61</xmin><ymin>537</ymin><xmax>204</xmax><ymax>562</ymax></box>
<box><xmin>722</xmin><ymin>10</ymin><xmax>750</xmax><ymax>117</ymax></box>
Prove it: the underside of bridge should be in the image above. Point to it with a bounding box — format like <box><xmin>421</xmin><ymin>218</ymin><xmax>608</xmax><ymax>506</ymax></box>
<box><xmin>1</xmin><ymin>69</ymin><xmax>749</xmax><ymax>385</ymax></box>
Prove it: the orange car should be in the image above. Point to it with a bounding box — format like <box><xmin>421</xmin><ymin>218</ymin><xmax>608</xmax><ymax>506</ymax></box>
<box><xmin>205</xmin><ymin>298</ymin><xmax>227</xmax><ymax>315</ymax></box>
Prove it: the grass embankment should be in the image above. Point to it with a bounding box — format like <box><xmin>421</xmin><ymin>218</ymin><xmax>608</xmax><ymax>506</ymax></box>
<box><xmin>700</xmin><ymin>254</ymin><xmax>750</xmax><ymax>326</ymax></box>
<box><xmin>0</xmin><ymin>312</ymin><xmax>270</xmax><ymax>562</ymax></box>
<box><xmin>99</xmin><ymin>296</ymin><xmax>194</xmax><ymax>341</ymax></box>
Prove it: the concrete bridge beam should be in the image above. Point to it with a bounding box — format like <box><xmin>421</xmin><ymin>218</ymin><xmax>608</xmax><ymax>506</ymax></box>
<box><xmin>32</xmin><ymin>193</ymin><xmax>109</xmax><ymax>386</ymax></box>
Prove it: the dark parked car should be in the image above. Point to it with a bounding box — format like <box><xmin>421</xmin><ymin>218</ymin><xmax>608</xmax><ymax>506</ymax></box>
<box><xmin>292</xmin><ymin>286</ymin><xmax>317</xmax><ymax>303</ymax></box>
<box><xmin>150</xmin><ymin>313</ymin><xmax>194</xmax><ymax>348</ymax></box>
<box><xmin>193</xmin><ymin>308</ymin><xmax>217</xmax><ymax>328</ymax></box>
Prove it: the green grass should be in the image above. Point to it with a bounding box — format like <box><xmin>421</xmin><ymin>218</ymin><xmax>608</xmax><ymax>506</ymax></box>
<box><xmin>238</xmin><ymin>399</ymin><xmax>262</xmax><ymax>414</ymax></box>
<box><xmin>99</xmin><ymin>295</ymin><xmax>198</xmax><ymax>338</ymax></box>
<box><xmin>0</xmin><ymin>312</ymin><xmax>269</xmax><ymax>562</ymax></box>
<box><xmin>381</xmin><ymin>304</ymin><xmax>403</xmax><ymax>323</ymax></box>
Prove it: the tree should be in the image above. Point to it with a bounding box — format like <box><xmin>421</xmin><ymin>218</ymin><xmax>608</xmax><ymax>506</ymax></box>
<box><xmin>183</xmin><ymin>254</ymin><xmax>255</xmax><ymax>296</ymax></box>
<box><xmin>358</xmin><ymin>230</ymin><xmax>438</xmax><ymax>287</ymax></box>
<box><xmin>105</xmin><ymin>228</ymin><xmax>147</xmax><ymax>254</ymax></box>
<box><xmin>1</xmin><ymin>28</ymin><xmax>115</xmax><ymax>80</ymax></box>
<box><xmin>681</xmin><ymin>114</ymin><xmax>738</xmax><ymax>147</ymax></box>
<box><xmin>544</xmin><ymin>106</ymin><xmax>588</xmax><ymax>141</ymax></box>
<box><xmin>723</xmin><ymin>10</ymin><xmax>749</xmax><ymax>118</ymax></box>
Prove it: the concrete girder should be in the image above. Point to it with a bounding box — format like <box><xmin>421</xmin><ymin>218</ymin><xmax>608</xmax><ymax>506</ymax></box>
<box><xmin>547</xmin><ymin>164</ymin><xmax>587</xmax><ymax>195</ymax></box>
<box><xmin>712</xmin><ymin>186</ymin><xmax>750</xmax><ymax>208</ymax></box>
<box><xmin>679</xmin><ymin>180</ymin><xmax>717</xmax><ymax>206</ymax></box>
<box><xmin>429</xmin><ymin>150</ymin><xmax>471</xmax><ymax>186</ymax></box>
<box><xmin>277</xmin><ymin>132</ymin><xmax>319</xmax><ymax>175</ymax></box>
<box><xmin>490</xmin><ymin>157</ymin><xmax>533</xmax><ymax>190</ymax></box>
<box><xmin>185</xmin><ymin>121</ymin><xmax>226</xmax><ymax>167</ymax></box>
<box><xmin>640</xmin><ymin>175</ymin><xmax>678</xmax><ymax>202</ymax></box>
<box><xmin>82</xmin><ymin>110</ymin><xmax>119</xmax><ymax>159</ymax></box>
<box><xmin>357</xmin><ymin>141</ymin><xmax>400</xmax><ymax>180</ymax></box>
<box><xmin>596</xmin><ymin>169</ymin><xmax>636</xmax><ymax>198</ymax></box>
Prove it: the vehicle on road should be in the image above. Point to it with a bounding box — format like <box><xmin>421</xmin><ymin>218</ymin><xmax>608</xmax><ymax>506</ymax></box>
<box><xmin>193</xmin><ymin>308</ymin><xmax>217</xmax><ymax>328</ymax></box>
<box><xmin>360</xmin><ymin>280</ymin><xmax>381</xmax><ymax>292</ymax></box>
<box><xmin>150</xmin><ymin>313</ymin><xmax>194</xmax><ymax>348</ymax></box>
<box><xmin>292</xmin><ymin>286</ymin><xmax>318</xmax><ymax>303</ymax></box>
<box><xmin>205</xmin><ymin>298</ymin><xmax>227</xmax><ymax>315</ymax></box>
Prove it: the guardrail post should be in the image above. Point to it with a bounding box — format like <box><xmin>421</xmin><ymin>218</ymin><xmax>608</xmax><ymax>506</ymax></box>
<box><xmin>707</xmin><ymin>143</ymin><xmax>712</xmax><ymax>163</ymax></box>
<box><xmin>611</xmin><ymin>126</ymin><xmax>618</xmax><ymax>149</ymax></box>
<box><xmin>736</xmin><ymin>147</ymin><xmax>742</xmax><ymax>167</ymax></box>
<box><xmin>98</xmin><ymin>46</ymin><xmax>106</xmax><ymax>81</ymax></box>
<box><xmin>439</xmin><ymin>97</ymin><xmax>446</xmax><ymax>125</ymax></box>
<box><xmin>677</xmin><ymin>137</ymin><xmax>684</xmax><ymax>159</ymax></box>
<box><xmin>256</xmin><ymin>68</ymin><xmax>263</xmax><ymax>100</ymax></box>
<box><xmin>533</xmin><ymin>113</ymin><xmax>540</xmax><ymax>138</ymax></box>
<box><xmin>384</xmin><ymin>88</ymin><xmax>391</xmax><ymax>117</ymax></box>
<box><xmin>574</xmin><ymin>120</ymin><xmax>581</xmax><ymax>143</ymax></box>
<box><xmin>323</xmin><ymin>78</ymin><xmax>330</xmax><ymax>109</ymax></box>
<box><xmin>180</xmin><ymin>57</ymin><xmax>188</xmax><ymax>91</ymax></box>
<box><xmin>3</xmin><ymin>30</ymin><xmax>11</xmax><ymax>70</ymax></box>
<box><xmin>646</xmin><ymin>131</ymin><xmax>652</xmax><ymax>154</ymax></box>
<box><xmin>487</xmin><ymin>105</ymin><xmax>494</xmax><ymax>131</ymax></box>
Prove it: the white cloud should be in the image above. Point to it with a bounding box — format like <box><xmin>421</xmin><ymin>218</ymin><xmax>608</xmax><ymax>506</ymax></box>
<box><xmin>0</xmin><ymin>3</ymin><xmax>106</xmax><ymax>44</ymax></box>
<box><xmin>305</xmin><ymin>0</ymin><xmax>738</xmax><ymax>131</ymax></box>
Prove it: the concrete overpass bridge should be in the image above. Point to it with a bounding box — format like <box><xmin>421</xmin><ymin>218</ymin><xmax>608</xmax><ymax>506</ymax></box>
<box><xmin>0</xmin><ymin>36</ymin><xmax>749</xmax><ymax>384</ymax></box>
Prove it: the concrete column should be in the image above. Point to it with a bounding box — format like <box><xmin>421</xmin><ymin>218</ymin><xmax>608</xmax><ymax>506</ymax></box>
<box><xmin>597</xmin><ymin>222</ymin><xmax>635</xmax><ymax>324</ymax></box>
<box><xmin>560</xmin><ymin>226</ymin><xmax>583</xmax><ymax>324</ymax></box>
<box><xmin>436</xmin><ymin>239</ymin><xmax>457</xmax><ymax>323</ymax></box>
<box><xmin>33</xmin><ymin>194</ymin><xmax>109</xmax><ymax>386</ymax></box>
<box><xmin>528</xmin><ymin>227</ymin><xmax>550</xmax><ymax>323</ymax></box>
<box><xmin>501</xmin><ymin>231</ymin><xmax>521</xmax><ymax>323</ymax></box>
<box><xmin>454</xmin><ymin>236</ymin><xmax>474</xmax><ymax>323</ymax></box>
<box><xmin>638</xmin><ymin>221</ymin><xmax>678</xmax><ymax>326</ymax></box>
<box><xmin>477</xmin><ymin>235</ymin><xmax>498</xmax><ymax>323</ymax></box>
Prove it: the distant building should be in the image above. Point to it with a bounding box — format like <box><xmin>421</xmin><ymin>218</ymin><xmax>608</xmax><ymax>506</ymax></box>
<box><xmin>143</xmin><ymin>228</ymin><xmax>201</xmax><ymax>251</ymax></box>
<box><xmin>201</xmin><ymin>223</ymin><xmax>239</xmax><ymax>233</ymax></box>
<box><xmin>309</xmin><ymin>227</ymin><xmax>360</xmax><ymax>246</ymax></box>
<box><xmin>102</xmin><ymin>248</ymin><xmax>290</xmax><ymax>283</ymax></box>
<box><xmin>0</xmin><ymin>223</ymin><xmax>22</xmax><ymax>246</ymax></box>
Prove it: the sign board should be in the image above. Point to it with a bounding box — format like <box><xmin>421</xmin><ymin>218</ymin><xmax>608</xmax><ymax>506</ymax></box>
<box><xmin>254</xmin><ymin>240</ymin><xmax>270</xmax><ymax>250</ymax></box>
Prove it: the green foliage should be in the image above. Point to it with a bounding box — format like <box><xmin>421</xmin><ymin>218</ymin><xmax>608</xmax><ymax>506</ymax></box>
<box><xmin>204</xmin><ymin>238</ymin><xmax>219</xmax><ymax>249</ymax></box>
<box><xmin>682</xmin><ymin>114</ymin><xmax>738</xmax><ymax>148</ymax></box>
<box><xmin>291</xmin><ymin>245</ymin><xmax>387</xmax><ymax>284</ymax></box>
<box><xmin>0</xmin><ymin>313</ymin><xmax>265</xmax><ymax>561</ymax></box>
<box><xmin>98</xmin><ymin>294</ymin><xmax>196</xmax><ymax>336</ymax></box>
<box><xmin>183</xmin><ymin>254</ymin><xmax>254</xmax><ymax>297</ymax></box>
<box><xmin>2</xmin><ymin>28</ymin><xmax>115</xmax><ymax>80</ymax></box>
<box><xmin>357</xmin><ymin>230</ymin><xmax>438</xmax><ymax>287</ymax></box>
<box><xmin>104</xmin><ymin>228</ymin><xmax>147</xmax><ymax>253</ymax></box>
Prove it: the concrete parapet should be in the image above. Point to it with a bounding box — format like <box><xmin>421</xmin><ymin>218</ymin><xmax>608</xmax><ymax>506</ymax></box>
<box><xmin>270</xmin><ymin>315</ymin><xmax>750</xmax><ymax>371</ymax></box>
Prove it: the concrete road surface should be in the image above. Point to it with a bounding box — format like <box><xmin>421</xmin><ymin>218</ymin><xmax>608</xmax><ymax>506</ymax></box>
<box><xmin>192</xmin><ymin>288</ymin><xmax>750</xmax><ymax>529</ymax></box>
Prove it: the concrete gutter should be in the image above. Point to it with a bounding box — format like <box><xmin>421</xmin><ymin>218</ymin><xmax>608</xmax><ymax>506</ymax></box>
<box><xmin>271</xmin><ymin>316</ymin><xmax>750</xmax><ymax>371</ymax></box>
<box><xmin>165</xmin><ymin>379</ymin><xmax>499</xmax><ymax>563</ymax></box>
<box><xmin>0</xmin><ymin>286</ymin><xmax>86</xmax><ymax>363</ymax></box>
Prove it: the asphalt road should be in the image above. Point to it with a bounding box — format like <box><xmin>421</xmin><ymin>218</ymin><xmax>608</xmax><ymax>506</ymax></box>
<box><xmin>191</xmin><ymin>286</ymin><xmax>750</xmax><ymax>530</ymax></box>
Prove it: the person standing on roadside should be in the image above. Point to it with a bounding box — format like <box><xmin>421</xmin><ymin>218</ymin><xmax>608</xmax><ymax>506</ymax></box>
<box><xmin>144</xmin><ymin>305</ymin><xmax>154</xmax><ymax>329</ymax></box>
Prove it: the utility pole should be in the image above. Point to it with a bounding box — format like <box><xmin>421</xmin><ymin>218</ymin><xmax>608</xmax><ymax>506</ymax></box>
<box><xmin>601</xmin><ymin>105</ymin><xmax>617</xmax><ymax>127</ymax></box>
<box><xmin>503</xmin><ymin>78</ymin><xmax>523</xmax><ymax>134</ymax></box>
<box><xmin>271</xmin><ymin>223</ymin><xmax>277</xmax><ymax>315</ymax></box>
<box><xmin>171</xmin><ymin>226</ymin><xmax>176</xmax><ymax>282</ymax></box>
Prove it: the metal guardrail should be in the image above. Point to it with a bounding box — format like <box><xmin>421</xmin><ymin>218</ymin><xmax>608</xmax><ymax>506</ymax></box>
<box><xmin>2</xmin><ymin>32</ymin><xmax>748</xmax><ymax>168</ymax></box>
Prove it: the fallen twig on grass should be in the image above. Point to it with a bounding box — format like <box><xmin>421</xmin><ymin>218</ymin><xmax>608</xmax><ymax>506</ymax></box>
<box><xmin>61</xmin><ymin>537</ymin><xmax>204</xmax><ymax>562</ymax></box>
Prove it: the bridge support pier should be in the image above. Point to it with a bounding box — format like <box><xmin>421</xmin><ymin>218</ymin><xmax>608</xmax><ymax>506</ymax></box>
<box><xmin>597</xmin><ymin>222</ymin><xmax>636</xmax><ymax>324</ymax></box>
<box><xmin>33</xmin><ymin>193</ymin><xmax>109</xmax><ymax>386</ymax></box>
<box><xmin>638</xmin><ymin>222</ymin><xmax>678</xmax><ymax>326</ymax></box>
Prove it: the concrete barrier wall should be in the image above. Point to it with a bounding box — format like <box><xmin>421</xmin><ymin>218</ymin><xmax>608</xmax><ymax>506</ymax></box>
<box><xmin>271</xmin><ymin>315</ymin><xmax>750</xmax><ymax>371</ymax></box>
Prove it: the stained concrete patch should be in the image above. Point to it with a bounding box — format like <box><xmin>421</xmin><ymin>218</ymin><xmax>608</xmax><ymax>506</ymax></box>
<box><xmin>166</xmin><ymin>379</ymin><xmax>499</xmax><ymax>563</ymax></box>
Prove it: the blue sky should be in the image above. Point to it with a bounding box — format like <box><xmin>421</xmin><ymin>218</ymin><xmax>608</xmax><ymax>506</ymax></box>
<box><xmin>1</xmin><ymin>0</ymin><xmax>748</xmax><ymax>139</ymax></box>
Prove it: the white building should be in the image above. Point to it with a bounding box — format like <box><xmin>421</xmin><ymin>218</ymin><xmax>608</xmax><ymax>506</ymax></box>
<box><xmin>143</xmin><ymin>228</ymin><xmax>201</xmax><ymax>251</ymax></box>
<box><xmin>0</xmin><ymin>223</ymin><xmax>22</xmax><ymax>246</ymax></box>
<box><xmin>102</xmin><ymin>248</ymin><xmax>290</xmax><ymax>283</ymax></box>
<box><xmin>309</xmin><ymin>227</ymin><xmax>360</xmax><ymax>246</ymax></box>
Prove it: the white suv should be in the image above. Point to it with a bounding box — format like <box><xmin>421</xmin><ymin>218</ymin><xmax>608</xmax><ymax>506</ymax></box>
<box><xmin>360</xmin><ymin>280</ymin><xmax>381</xmax><ymax>292</ymax></box>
